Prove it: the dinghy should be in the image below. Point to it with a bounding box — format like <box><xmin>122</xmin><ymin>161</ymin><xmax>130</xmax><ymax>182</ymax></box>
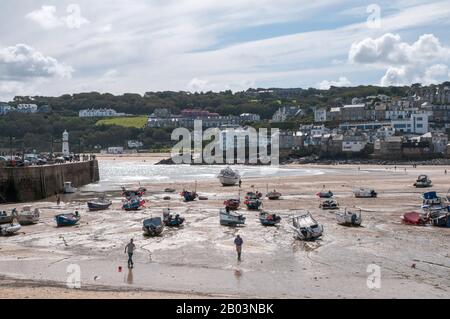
<box><xmin>180</xmin><ymin>190</ymin><xmax>198</xmax><ymax>202</ymax></box>
<box><xmin>122</xmin><ymin>197</ymin><xmax>145</xmax><ymax>211</ymax></box>
<box><xmin>336</xmin><ymin>209</ymin><xmax>362</xmax><ymax>226</ymax></box>
<box><xmin>0</xmin><ymin>223</ymin><xmax>21</xmax><ymax>236</ymax></box>
<box><xmin>121</xmin><ymin>186</ymin><xmax>146</xmax><ymax>198</ymax></box>
<box><xmin>55</xmin><ymin>212</ymin><xmax>80</xmax><ymax>227</ymax></box>
<box><xmin>219</xmin><ymin>209</ymin><xmax>246</xmax><ymax>226</ymax></box>
<box><xmin>143</xmin><ymin>217</ymin><xmax>164</xmax><ymax>236</ymax></box>
<box><xmin>0</xmin><ymin>209</ymin><xmax>18</xmax><ymax>225</ymax></box>
<box><xmin>401</xmin><ymin>211</ymin><xmax>429</xmax><ymax>226</ymax></box>
<box><xmin>244</xmin><ymin>197</ymin><xmax>262</xmax><ymax>210</ymax></box>
<box><xmin>290</xmin><ymin>212</ymin><xmax>323</xmax><ymax>241</ymax></box>
<box><xmin>431</xmin><ymin>212</ymin><xmax>450</xmax><ymax>227</ymax></box>
<box><xmin>164</xmin><ymin>188</ymin><xmax>176</xmax><ymax>193</ymax></box>
<box><xmin>259</xmin><ymin>211</ymin><xmax>281</xmax><ymax>226</ymax></box>
<box><xmin>163</xmin><ymin>208</ymin><xmax>185</xmax><ymax>227</ymax></box>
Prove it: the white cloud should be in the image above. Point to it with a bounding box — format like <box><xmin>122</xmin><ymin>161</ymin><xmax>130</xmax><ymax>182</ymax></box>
<box><xmin>0</xmin><ymin>44</ymin><xmax>73</xmax><ymax>80</ymax></box>
<box><xmin>26</xmin><ymin>4</ymin><xmax>89</xmax><ymax>30</ymax></box>
<box><xmin>318</xmin><ymin>76</ymin><xmax>352</xmax><ymax>90</ymax></box>
<box><xmin>350</xmin><ymin>33</ymin><xmax>450</xmax><ymax>86</ymax></box>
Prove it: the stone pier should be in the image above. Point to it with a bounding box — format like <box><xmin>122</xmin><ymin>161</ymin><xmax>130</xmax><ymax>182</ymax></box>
<box><xmin>0</xmin><ymin>160</ymin><xmax>100</xmax><ymax>203</ymax></box>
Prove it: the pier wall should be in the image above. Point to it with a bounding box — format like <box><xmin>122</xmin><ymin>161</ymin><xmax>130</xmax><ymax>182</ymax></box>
<box><xmin>0</xmin><ymin>160</ymin><xmax>99</xmax><ymax>203</ymax></box>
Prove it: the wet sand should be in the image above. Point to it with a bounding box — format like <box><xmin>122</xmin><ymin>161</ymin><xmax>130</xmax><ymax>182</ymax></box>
<box><xmin>0</xmin><ymin>161</ymin><xmax>449</xmax><ymax>299</ymax></box>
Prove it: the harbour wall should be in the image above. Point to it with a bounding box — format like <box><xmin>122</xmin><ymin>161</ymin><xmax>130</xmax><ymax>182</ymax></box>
<box><xmin>0</xmin><ymin>160</ymin><xmax>99</xmax><ymax>203</ymax></box>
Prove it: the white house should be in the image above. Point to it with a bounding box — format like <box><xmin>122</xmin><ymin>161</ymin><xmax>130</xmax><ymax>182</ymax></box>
<box><xmin>342</xmin><ymin>135</ymin><xmax>368</xmax><ymax>152</ymax></box>
<box><xmin>391</xmin><ymin>113</ymin><xmax>429</xmax><ymax>134</ymax></box>
<box><xmin>17</xmin><ymin>104</ymin><xmax>38</xmax><ymax>113</ymax></box>
<box><xmin>0</xmin><ymin>103</ymin><xmax>12</xmax><ymax>115</ymax></box>
<box><xmin>107</xmin><ymin>147</ymin><xmax>124</xmax><ymax>154</ymax></box>
<box><xmin>240</xmin><ymin>113</ymin><xmax>261</xmax><ymax>123</ymax></box>
<box><xmin>314</xmin><ymin>108</ymin><xmax>327</xmax><ymax>122</ymax></box>
<box><xmin>79</xmin><ymin>108</ymin><xmax>125</xmax><ymax>118</ymax></box>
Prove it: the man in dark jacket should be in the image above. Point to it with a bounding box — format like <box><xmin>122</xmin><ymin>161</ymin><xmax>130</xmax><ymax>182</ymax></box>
<box><xmin>234</xmin><ymin>235</ymin><xmax>243</xmax><ymax>261</ymax></box>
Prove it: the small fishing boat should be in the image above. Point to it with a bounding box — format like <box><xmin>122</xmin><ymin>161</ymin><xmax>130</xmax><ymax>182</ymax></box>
<box><xmin>0</xmin><ymin>209</ymin><xmax>18</xmax><ymax>225</ymax></box>
<box><xmin>217</xmin><ymin>167</ymin><xmax>240</xmax><ymax>186</ymax></box>
<box><xmin>353</xmin><ymin>187</ymin><xmax>377</xmax><ymax>198</ymax></box>
<box><xmin>17</xmin><ymin>206</ymin><xmax>40</xmax><ymax>225</ymax></box>
<box><xmin>198</xmin><ymin>196</ymin><xmax>208</xmax><ymax>200</ymax></box>
<box><xmin>122</xmin><ymin>197</ymin><xmax>145</xmax><ymax>211</ymax></box>
<box><xmin>164</xmin><ymin>188</ymin><xmax>176</xmax><ymax>193</ymax></box>
<box><xmin>143</xmin><ymin>217</ymin><xmax>164</xmax><ymax>236</ymax></box>
<box><xmin>244</xmin><ymin>197</ymin><xmax>262</xmax><ymax>210</ymax></box>
<box><xmin>267</xmin><ymin>190</ymin><xmax>282</xmax><ymax>200</ymax></box>
<box><xmin>414</xmin><ymin>175</ymin><xmax>432</xmax><ymax>188</ymax></box>
<box><xmin>319</xmin><ymin>199</ymin><xmax>339</xmax><ymax>210</ymax></box>
<box><xmin>0</xmin><ymin>222</ymin><xmax>21</xmax><ymax>236</ymax></box>
<box><xmin>291</xmin><ymin>212</ymin><xmax>323</xmax><ymax>241</ymax></box>
<box><xmin>63</xmin><ymin>181</ymin><xmax>77</xmax><ymax>194</ymax></box>
<box><xmin>336</xmin><ymin>209</ymin><xmax>362</xmax><ymax>226</ymax></box>
<box><xmin>55</xmin><ymin>212</ymin><xmax>81</xmax><ymax>227</ymax></box>
<box><xmin>180</xmin><ymin>190</ymin><xmax>198</xmax><ymax>202</ymax></box>
<box><xmin>245</xmin><ymin>191</ymin><xmax>262</xmax><ymax>199</ymax></box>
<box><xmin>224</xmin><ymin>198</ymin><xmax>240</xmax><ymax>210</ymax></box>
<box><xmin>87</xmin><ymin>197</ymin><xmax>112</xmax><ymax>211</ymax></box>
<box><xmin>163</xmin><ymin>208</ymin><xmax>185</xmax><ymax>227</ymax></box>
<box><xmin>421</xmin><ymin>191</ymin><xmax>449</xmax><ymax>212</ymax></box>
<box><xmin>401</xmin><ymin>211</ymin><xmax>429</xmax><ymax>226</ymax></box>
<box><xmin>219</xmin><ymin>209</ymin><xmax>246</xmax><ymax>226</ymax></box>
<box><xmin>316</xmin><ymin>190</ymin><xmax>333</xmax><ymax>198</ymax></box>
<box><xmin>259</xmin><ymin>211</ymin><xmax>281</xmax><ymax>226</ymax></box>
<box><xmin>121</xmin><ymin>186</ymin><xmax>147</xmax><ymax>198</ymax></box>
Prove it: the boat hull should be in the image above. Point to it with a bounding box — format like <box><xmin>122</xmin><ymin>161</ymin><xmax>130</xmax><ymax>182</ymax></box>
<box><xmin>219</xmin><ymin>175</ymin><xmax>239</xmax><ymax>186</ymax></box>
<box><xmin>0</xmin><ymin>223</ymin><xmax>21</xmax><ymax>236</ymax></box>
<box><xmin>55</xmin><ymin>214</ymin><xmax>80</xmax><ymax>227</ymax></box>
<box><xmin>88</xmin><ymin>201</ymin><xmax>112</xmax><ymax>211</ymax></box>
<box><xmin>219</xmin><ymin>210</ymin><xmax>246</xmax><ymax>226</ymax></box>
<box><xmin>336</xmin><ymin>212</ymin><xmax>362</xmax><ymax>226</ymax></box>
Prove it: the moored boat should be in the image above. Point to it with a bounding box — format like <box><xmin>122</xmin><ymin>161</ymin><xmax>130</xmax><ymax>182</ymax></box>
<box><xmin>336</xmin><ymin>209</ymin><xmax>362</xmax><ymax>226</ymax></box>
<box><xmin>163</xmin><ymin>208</ymin><xmax>185</xmax><ymax>227</ymax></box>
<box><xmin>244</xmin><ymin>197</ymin><xmax>262</xmax><ymax>210</ymax></box>
<box><xmin>17</xmin><ymin>206</ymin><xmax>40</xmax><ymax>225</ymax></box>
<box><xmin>0</xmin><ymin>209</ymin><xmax>18</xmax><ymax>225</ymax></box>
<box><xmin>291</xmin><ymin>212</ymin><xmax>323</xmax><ymax>241</ymax></box>
<box><xmin>353</xmin><ymin>187</ymin><xmax>377</xmax><ymax>198</ymax></box>
<box><xmin>414</xmin><ymin>175</ymin><xmax>432</xmax><ymax>188</ymax></box>
<box><xmin>218</xmin><ymin>167</ymin><xmax>240</xmax><ymax>186</ymax></box>
<box><xmin>224</xmin><ymin>198</ymin><xmax>240</xmax><ymax>210</ymax></box>
<box><xmin>55</xmin><ymin>212</ymin><xmax>81</xmax><ymax>227</ymax></box>
<box><xmin>180</xmin><ymin>190</ymin><xmax>198</xmax><ymax>202</ymax></box>
<box><xmin>63</xmin><ymin>181</ymin><xmax>77</xmax><ymax>194</ymax></box>
<box><xmin>122</xmin><ymin>186</ymin><xmax>146</xmax><ymax>198</ymax></box>
<box><xmin>143</xmin><ymin>217</ymin><xmax>164</xmax><ymax>236</ymax></box>
<box><xmin>259</xmin><ymin>211</ymin><xmax>281</xmax><ymax>226</ymax></box>
<box><xmin>320</xmin><ymin>199</ymin><xmax>339</xmax><ymax>210</ymax></box>
<box><xmin>87</xmin><ymin>196</ymin><xmax>112</xmax><ymax>211</ymax></box>
<box><xmin>122</xmin><ymin>197</ymin><xmax>145</xmax><ymax>211</ymax></box>
<box><xmin>431</xmin><ymin>212</ymin><xmax>450</xmax><ymax>227</ymax></box>
<box><xmin>316</xmin><ymin>190</ymin><xmax>333</xmax><ymax>198</ymax></box>
<box><xmin>267</xmin><ymin>190</ymin><xmax>282</xmax><ymax>200</ymax></box>
<box><xmin>219</xmin><ymin>209</ymin><xmax>246</xmax><ymax>226</ymax></box>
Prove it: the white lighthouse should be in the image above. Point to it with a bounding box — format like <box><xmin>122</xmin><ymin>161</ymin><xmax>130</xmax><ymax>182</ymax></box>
<box><xmin>62</xmin><ymin>130</ymin><xmax>70</xmax><ymax>157</ymax></box>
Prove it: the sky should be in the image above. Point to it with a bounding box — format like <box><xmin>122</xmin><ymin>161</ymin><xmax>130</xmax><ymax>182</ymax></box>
<box><xmin>0</xmin><ymin>0</ymin><xmax>450</xmax><ymax>100</ymax></box>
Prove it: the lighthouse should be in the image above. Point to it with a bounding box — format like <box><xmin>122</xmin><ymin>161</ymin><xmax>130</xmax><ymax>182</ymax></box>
<box><xmin>62</xmin><ymin>130</ymin><xmax>70</xmax><ymax>157</ymax></box>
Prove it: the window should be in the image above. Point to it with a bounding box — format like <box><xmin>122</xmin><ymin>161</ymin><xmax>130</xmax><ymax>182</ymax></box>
<box><xmin>416</xmin><ymin>117</ymin><xmax>423</xmax><ymax>121</ymax></box>
<box><xmin>416</xmin><ymin>124</ymin><xmax>423</xmax><ymax>128</ymax></box>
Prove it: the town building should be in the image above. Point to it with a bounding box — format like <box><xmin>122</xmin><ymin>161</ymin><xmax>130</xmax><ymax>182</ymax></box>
<box><xmin>17</xmin><ymin>104</ymin><xmax>38</xmax><ymax>113</ymax></box>
<box><xmin>272</xmin><ymin>106</ymin><xmax>303</xmax><ymax>122</ymax></box>
<box><xmin>0</xmin><ymin>103</ymin><xmax>12</xmax><ymax>115</ymax></box>
<box><xmin>79</xmin><ymin>108</ymin><xmax>126</xmax><ymax>118</ymax></box>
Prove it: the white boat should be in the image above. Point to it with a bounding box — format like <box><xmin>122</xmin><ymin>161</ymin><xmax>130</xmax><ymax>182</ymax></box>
<box><xmin>217</xmin><ymin>167</ymin><xmax>240</xmax><ymax>186</ymax></box>
<box><xmin>414</xmin><ymin>175</ymin><xmax>432</xmax><ymax>188</ymax></box>
<box><xmin>353</xmin><ymin>187</ymin><xmax>377</xmax><ymax>198</ymax></box>
<box><xmin>0</xmin><ymin>223</ymin><xmax>21</xmax><ymax>236</ymax></box>
<box><xmin>18</xmin><ymin>206</ymin><xmax>40</xmax><ymax>225</ymax></box>
<box><xmin>290</xmin><ymin>212</ymin><xmax>323</xmax><ymax>241</ymax></box>
<box><xmin>336</xmin><ymin>209</ymin><xmax>362</xmax><ymax>226</ymax></box>
<box><xmin>63</xmin><ymin>181</ymin><xmax>77</xmax><ymax>194</ymax></box>
<box><xmin>219</xmin><ymin>208</ymin><xmax>246</xmax><ymax>226</ymax></box>
<box><xmin>0</xmin><ymin>210</ymin><xmax>17</xmax><ymax>225</ymax></box>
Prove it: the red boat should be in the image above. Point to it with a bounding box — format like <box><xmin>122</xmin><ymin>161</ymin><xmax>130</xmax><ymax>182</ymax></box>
<box><xmin>224</xmin><ymin>199</ymin><xmax>240</xmax><ymax>210</ymax></box>
<box><xmin>401</xmin><ymin>212</ymin><xmax>429</xmax><ymax>226</ymax></box>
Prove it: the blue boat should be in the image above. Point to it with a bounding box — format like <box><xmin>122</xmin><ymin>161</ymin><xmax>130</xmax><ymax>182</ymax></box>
<box><xmin>244</xmin><ymin>198</ymin><xmax>262</xmax><ymax>210</ymax></box>
<box><xmin>163</xmin><ymin>208</ymin><xmax>185</xmax><ymax>227</ymax></box>
<box><xmin>122</xmin><ymin>197</ymin><xmax>144</xmax><ymax>211</ymax></box>
<box><xmin>259</xmin><ymin>211</ymin><xmax>281</xmax><ymax>226</ymax></box>
<box><xmin>143</xmin><ymin>217</ymin><xmax>164</xmax><ymax>236</ymax></box>
<box><xmin>55</xmin><ymin>212</ymin><xmax>80</xmax><ymax>227</ymax></box>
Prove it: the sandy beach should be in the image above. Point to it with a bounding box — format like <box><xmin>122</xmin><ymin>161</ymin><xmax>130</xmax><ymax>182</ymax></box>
<box><xmin>0</xmin><ymin>157</ymin><xmax>449</xmax><ymax>299</ymax></box>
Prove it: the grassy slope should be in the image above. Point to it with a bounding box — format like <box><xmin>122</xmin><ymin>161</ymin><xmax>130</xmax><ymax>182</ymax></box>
<box><xmin>95</xmin><ymin>116</ymin><xmax>148</xmax><ymax>128</ymax></box>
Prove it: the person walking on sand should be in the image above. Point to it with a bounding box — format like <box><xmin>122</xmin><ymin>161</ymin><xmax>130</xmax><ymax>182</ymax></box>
<box><xmin>234</xmin><ymin>235</ymin><xmax>243</xmax><ymax>261</ymax></box>
<box><xmin>239</xmin><ymin>178</ymin><xmax>242</xmax><ymax>188</ymax></box>
<box><xmin>56</xmin><ymin>195</ymin><xmax>61</xmax><ymax>206</ymax></box>
<box><xmin>125</xmin><ymin>239</ymin><xmax>136</xmax><ymax>269</ymax></box>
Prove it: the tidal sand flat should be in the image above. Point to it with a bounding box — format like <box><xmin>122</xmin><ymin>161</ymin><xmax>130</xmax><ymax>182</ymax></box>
<box><xmin>0</xmin><ymin>159</ymin><xmax>449</xmax><ymax>298</ymax></box>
